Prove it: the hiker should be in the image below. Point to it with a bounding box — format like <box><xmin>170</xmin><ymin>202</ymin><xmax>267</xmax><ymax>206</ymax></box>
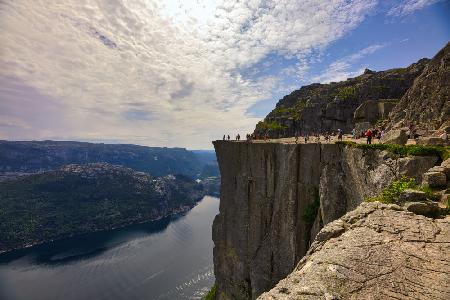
<box><xmin>366</xmin><ymin>129</ymin><xmax>373</xmax><ymax>145</ymax></box>
<box><xmin>223</xmin><ymin>135</ymin><xmax>225</xmax><ymax>141</ymax></box>
<box><xmin>337</xmin><ymin>129</ymin><xmax>343</xmax><ymax>141</ymax></box>
<box><xmin>227</xmin><ymin>135</ymin><xmax>230</xmax><ymax>140</ymax></box>
<box><xmin>237</xmin><ymin>134</ymin><xmax>240</xmax><ymax>141</ymax></box>
<box><xmin>351</xmin><ymin>128</ymin><xmax>356</xmax><ymax>139</ymax></box>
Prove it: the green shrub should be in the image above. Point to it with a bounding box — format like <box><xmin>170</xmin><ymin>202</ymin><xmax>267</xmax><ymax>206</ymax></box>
<box><xmin>303</xmin><ymin>196</ymin><xmax>320</xmax><ymax>225</ymax></box>
<box><xmin>204</xmin><ymin>284</ymin><xmax>217</xmax><ymax>300</ymax></box>
<box><xmin>272</xmin><ymin>106</ymin><xmax>291</xmax><ymax>114</ymax></box>
<box><xmin>443</xmin><ymin>199</ymin><xmax>450</xmax><ymax>216</ymax></box>
<box><xmin>418</xmin><ymin>186</ymin><xmax>440</xmax><ymax>202</ymax></box>
<box><xmin>336</xmin><ymin>86</ymin><xmax>356</xmax><ymax>100</ymax></box>
<box><xmin>302</xmin><ymin>192</ymin><xmax>321</xmax><ymax>246</ymax></box>
<box><xmin>255</xmin><ymin>120</ymin><xmax>288</xmax><ymax>131</ymax></box>
<box><xmin>366</xmin><ymin>176</ymin><xmax>416</xmax><ymax>204</ymax></box>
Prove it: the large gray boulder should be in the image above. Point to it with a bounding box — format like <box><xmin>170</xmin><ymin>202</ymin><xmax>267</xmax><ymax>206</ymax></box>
<box><xmin>381</xmin><ymin>129</ymin><xmax>408</xmax><ymax>145</ymax></box>
<box><xmin>422</xmin><ymin>171</ymin><xmax>447</xmax><ymax>188</ymax></box>
<box><xmin>398</xmin><ymin>189</ymin><xmax>426</xmax><ymax>203</ymax></box>
<box><xmin>258</xmin><ymin>202</ymin><xmax>450</xmax><ymax>300</ymax></box>
<box><xmin>416</xmin><ymin>136</ymin><xmax>449</xmax><ymax>146</ymax></box>
<box><xmin>403</xmin><ymin>201</ymin><xmax>440</xmax><ymax>216</ymax></box>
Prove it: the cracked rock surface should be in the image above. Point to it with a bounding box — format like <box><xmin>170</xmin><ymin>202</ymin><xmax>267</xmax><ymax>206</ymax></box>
<box><xmin>258</xmin><ymin>202</ymin><xmax>450</xmax><ymax>300</ymax></box>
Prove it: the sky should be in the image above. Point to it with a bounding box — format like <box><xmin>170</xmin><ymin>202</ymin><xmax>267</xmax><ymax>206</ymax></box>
<box><xmin>0</xmin><ymin>0</ymin><xmax>449</xmax><ymax>149</ymax></box>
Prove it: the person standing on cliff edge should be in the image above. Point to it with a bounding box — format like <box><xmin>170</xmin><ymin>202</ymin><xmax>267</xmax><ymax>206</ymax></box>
<box><xmin>366</xmin><ymin>129</ymin><xmax>373</xmax><ymax>145</ymax></box>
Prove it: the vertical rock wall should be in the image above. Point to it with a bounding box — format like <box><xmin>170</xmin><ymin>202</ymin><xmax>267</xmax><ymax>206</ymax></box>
<box><xmin>212</xmin><ymin>141</ymin><xmax>438</xmax><ymax>300</ymax></box>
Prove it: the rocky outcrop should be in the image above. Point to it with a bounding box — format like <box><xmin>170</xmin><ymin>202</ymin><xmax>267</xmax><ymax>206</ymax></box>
<box><xmin>258</xmin><ymin>202</ymin><xmax>450</xmax><ymax>300</ymax></box>
<box><xmin>212</xmin><ymin>141</ymin><xmax>439</xmax><ymax>300</ymax></box>
<box><xmin>388</xmin><ymin>42</ymin><xmax>450</xmax><ymax>131</ymax></box>
<box><xmin>254</xmin><ymin>57</ymin><xmax>428</xmax><ymax>138</ymax></box>
<box><xmin>380</xmin><ymin>128</ymin><xmax>408</xmax><ymax>145</ymax></box>
<box><xmin>353</xmin><ymin>99</ymin><xmax>398</xmax><ymax>124</ymax></box>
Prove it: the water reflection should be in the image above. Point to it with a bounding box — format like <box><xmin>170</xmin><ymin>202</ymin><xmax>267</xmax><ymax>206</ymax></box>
<box><xmin>0</xmin><ymin>196</ymin><xmax>219</xmax><ymax>300</ymax></box>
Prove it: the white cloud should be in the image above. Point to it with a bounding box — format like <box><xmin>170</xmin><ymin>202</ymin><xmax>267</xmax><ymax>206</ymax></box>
<box><xmin>311</xmin><ymin>44</ymin><xmax>386</xmax><ymax>83</ymax></box>
<box><xmin>0</xmin><ymin>0</ymin><xmax>378</xmax><ymax>148</ymax></box>
<box><xmin>387</xmin><ymin>0</ymin><xmax>443</xmax><ymax>16</ymax></box>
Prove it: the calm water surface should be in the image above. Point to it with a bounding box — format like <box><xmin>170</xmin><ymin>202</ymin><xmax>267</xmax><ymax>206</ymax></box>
<box><xmin>0</xmin><ymin>196</ymin><xmax>219</xmax><ymax>300</ymax></box>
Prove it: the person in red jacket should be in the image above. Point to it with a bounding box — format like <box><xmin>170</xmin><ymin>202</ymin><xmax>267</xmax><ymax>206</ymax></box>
<box><xmin>366</xmin><ymin>129</ymin><xmax>373</xmax><ymax>145</ymax></box>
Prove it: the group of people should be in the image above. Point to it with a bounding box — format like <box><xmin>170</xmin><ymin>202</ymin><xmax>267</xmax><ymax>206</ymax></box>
<box><xmin>351</xmin><ymin>128</ymin><xmax>385</xmax><ymax>144</ymax></box>
<box><xmin>222</xmin><ymin>127</ymin><xmax>386</xmax><ymax>145</ymax></box>
<box><xmin>223</xmin><ymin>134</ymin><xmax>241</xmax><ymax>141</ymax></box>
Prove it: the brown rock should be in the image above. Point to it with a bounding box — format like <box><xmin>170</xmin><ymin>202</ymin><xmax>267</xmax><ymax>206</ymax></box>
<box><xmin>381</xmin><ymin>129</ymin><xmax>408</xmax><ymax>145</ymax></box>
<box><xmin>423</xmin><ymin>171</ymin><xmax>447</xmax><ymax>188</ymax></box>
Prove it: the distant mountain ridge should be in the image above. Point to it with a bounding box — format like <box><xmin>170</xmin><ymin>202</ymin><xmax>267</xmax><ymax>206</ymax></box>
<box><xmin>0</xmin><ymin>140</ymin><xmax>209</xmax><ymax>178</ymax></box>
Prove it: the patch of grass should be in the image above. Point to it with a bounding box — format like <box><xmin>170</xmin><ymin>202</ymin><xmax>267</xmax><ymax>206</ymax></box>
<box><xmin>255</xmin><ymin>120</ymin><xmax>288</xmax><ymax>131</ymax></box>
<box><xmin>366</xmin><ymin>176</ymin><xmax>440</xmax><ymax>205</ymax></box>
<box><xmin>418</xmin><ymin>186</ymin><xmax>440</xmax><ymax>202</ymax></box>
<box><xmin>366</xmin><ymin>176</ymin><xmax>416</xmax><ymax>204</ymax></box>
<box><xmin>336</xmin><ymin>86</ymin><xmax>356</xmax><ymax>101</ymax></box>
<box><xmin>336</xmin><ymin>141</ymin><xmax>450</xmax><ymax>161</ymax></box>
<box><xmin>204</xmin><ymin>284</ymin><xmax>217</xmax><ymax>300</ymax></box>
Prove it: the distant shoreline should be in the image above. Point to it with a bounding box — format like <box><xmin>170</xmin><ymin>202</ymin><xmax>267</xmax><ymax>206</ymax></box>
<box><xmin>0</xmin><ymin>200</ymin><xmax>204</xmax><ymax>256</ymax></box>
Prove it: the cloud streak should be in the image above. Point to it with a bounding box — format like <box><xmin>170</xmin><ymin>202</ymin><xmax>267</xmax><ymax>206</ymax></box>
<box><xmin>1</xmin><ymin>0</ymin><xmax>381</xmax><ymax>148</ymax></box>
<box><xmin>387</xmin><ymin>0</ymin><xmax>443</xmax><ymax>16</ymax></box>
<box><xmin>311</xmin><ymin>44</ymin><xmax>386</xmax><ymax>83</ymax></box>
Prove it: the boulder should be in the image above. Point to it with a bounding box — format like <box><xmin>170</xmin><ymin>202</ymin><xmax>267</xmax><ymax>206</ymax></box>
<box><xmin>429</xmin><ymin>165</ymin><xmax>450</xmax><ymax>179</ymax></box>
<box><xmin>422</xmin><ymin>171</ymin><xmax>447</xmax><ymax>188</ymax></box>
<box><xmin>403</xmin><ymin>201</ymin><xmax>439</xmax><ymax>216</ymax></box>
<box><xmin>381</xmin><ymin>129</ymin><xmax>408</xmax><ymax>145</ymax></box>
<box><xmin>416</xmin><ymin>137</ymin><xmax>449</xmax><ymax>146</ymax></box>
<box><xmin>354</xmin><ymin>122</ymin><xmax>371</xmax><ymax>133</ymax></box>
<box><xmin>258</xmin><ymin>202</ymin><xmax>450</xmax><ymax>300</ymax></box>
<box><xmin>398</xmin><ymin>189</ymin><xmax>426</xmax><ymax>203</ymax></box>
<box><xmin>440</xmin><ymin>159</ymin><xmax>450</xmax><ymax>179</ymax></box>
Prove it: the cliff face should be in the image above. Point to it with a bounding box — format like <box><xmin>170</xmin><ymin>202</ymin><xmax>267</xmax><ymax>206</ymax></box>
<box><xmin>212</xmin><ymin>141</ymin><xmax>438</xmax><ymax>300</ymax></box>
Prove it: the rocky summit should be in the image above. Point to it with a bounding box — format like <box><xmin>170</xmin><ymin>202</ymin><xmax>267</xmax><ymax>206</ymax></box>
<box><xmin>254</xmin><ymin>58</ymin><xmax>428</xmax><ymax>137</ymax></box>
<box><xmin>388</xmin><ymin>42</ymin><xmax>450</xmax><ymax>132</ymax></box>
<box><xmin>253</xmin><ymin>42</ymin><xmax>450</xmax><ymax>138</ymax></box>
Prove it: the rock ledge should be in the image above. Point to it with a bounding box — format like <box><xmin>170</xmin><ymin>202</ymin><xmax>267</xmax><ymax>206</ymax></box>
<box><xmin>258</xmin><ymin>202</ymin><xmax>450</xmax><ymax>300</ymax></box>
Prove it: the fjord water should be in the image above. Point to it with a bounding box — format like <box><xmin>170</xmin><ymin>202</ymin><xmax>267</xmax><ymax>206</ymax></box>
<box><xmin>0</xmin><ymin>196</ymin><xmax>219</xmax><ymax>300</ymax></box>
